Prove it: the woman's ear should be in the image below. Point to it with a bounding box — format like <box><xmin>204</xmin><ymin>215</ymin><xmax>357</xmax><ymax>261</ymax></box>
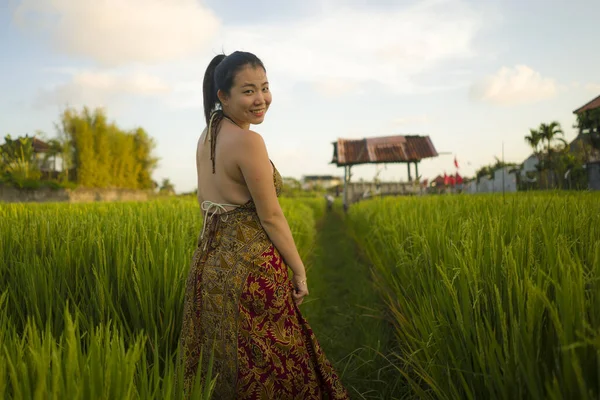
<box><xmin>217</xmin><ymin>89</ymin><xmax>228</xmax><ymax>107</ymax></box>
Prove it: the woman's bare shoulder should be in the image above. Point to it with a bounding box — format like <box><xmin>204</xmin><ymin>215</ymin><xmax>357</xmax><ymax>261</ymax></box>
<box><xmin>196</xmin><ymin>128</ymin><xmax>208</xmax><ymax>161</ymax></box>
<box><xmin>237</xmin><ymin>128</ymin><xmax>263</xmax><ymax>141</ymax></box>
<box><xmin>228</xmin><ymin>129</ymin><xmax>269</xmax><ymax>169</ymax></box>
<box><xmin>230</xmin><ymin>128</ymin><xmax>266</xmax><ymax>151</ymax></box>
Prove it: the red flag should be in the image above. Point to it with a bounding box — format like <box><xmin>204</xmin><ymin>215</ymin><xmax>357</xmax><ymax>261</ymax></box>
<box><xmin>456</xmin><ymin>173</ymin><xmax>463</xmax><ymax>185</ymax></box>
<box><xmin>449</xmin><ymin>175</ymin><xmax>456</xmax><ymax>186</ymax></box>
<box><xmin>454</xmin><ymin>156</ymin><xmax>459</xmax><ymax>169</ymax></box>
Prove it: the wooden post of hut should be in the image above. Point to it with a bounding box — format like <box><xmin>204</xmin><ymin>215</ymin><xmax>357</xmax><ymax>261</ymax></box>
<box><xmin>342</xmin><ymin>165</ymin><xmax>351</xmax><ymax>211</ymax></box>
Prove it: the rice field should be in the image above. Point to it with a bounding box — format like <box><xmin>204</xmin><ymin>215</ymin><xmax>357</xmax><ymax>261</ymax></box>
<box><xmin>0</xmin><ymin>197</ymin><xmax>319</xmax><ymax>399</ymax></box>
<box><xmin>2</xmin><ymin>192</ymin><xmax>600</xmax><ymax>399</ymax></box>
<box><xmin>347</xmin><ymin>192</ymin><xmax>600</xmax><ymax>400</ymax></box>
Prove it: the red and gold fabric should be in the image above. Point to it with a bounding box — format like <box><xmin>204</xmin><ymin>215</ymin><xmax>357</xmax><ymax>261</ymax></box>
<box><xmin>179</xmin><ymin>165</ymin><xmax>349</xmax><ymax>399</ymax></box>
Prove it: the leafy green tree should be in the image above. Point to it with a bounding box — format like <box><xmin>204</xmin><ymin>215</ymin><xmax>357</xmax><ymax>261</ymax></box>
<box><xmin>554</xmin><ymin>144</ymin><xmax>587</xmax><ymax>190</ymax></box>
<box><xmin>91</xmin><ymin>110</ymin><xmax>112</xmax><ymax>187</ymax></box>
<box><xmin>57</xmin><ymin>107</ymin><xmax>159</xmax><ymax>189</ymax></box>
<box><xmin>0</xmin><ymin>135</ymin><xmax>42</xmax><ymax>187</ymax></box>
<box><xmin>133</xmin><ymin>128</ymin><xmax>158</xmax><ymax>189</ymax></box>
<box><xmin>475</xmin><ymin>157</ymin><xmax>517</xmax><ymax>183</ymax></box>
<box><xmin>575</xmin><ymin>108</ymin><xmax>600</xmax><ymax>155</ymax></box>
<box><xmin>159</xmin><ymin>178</ymin><xmax>175</xmax><ymax>195</ymax></box>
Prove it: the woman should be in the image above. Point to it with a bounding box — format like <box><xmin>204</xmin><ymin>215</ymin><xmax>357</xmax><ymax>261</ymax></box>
<box><xmin>179</xmin><ymin>51</ymin><xmax>349</xmax><ymax>399</ymax></box>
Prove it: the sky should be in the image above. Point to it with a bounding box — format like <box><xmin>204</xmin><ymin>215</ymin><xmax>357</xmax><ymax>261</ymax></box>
<box><xmin>2</xmin><ymin>0</ymin><xmax>599</xmax><ymax>193</ymax></box>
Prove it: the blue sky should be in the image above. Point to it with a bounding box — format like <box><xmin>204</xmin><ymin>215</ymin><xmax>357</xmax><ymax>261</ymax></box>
<box><xmin>2</xmin><ymin>0</ymin><xmax>599</xmax><ymax>193</ymax></box>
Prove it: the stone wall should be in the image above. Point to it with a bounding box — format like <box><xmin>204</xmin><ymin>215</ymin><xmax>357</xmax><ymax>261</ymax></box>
<box><xmin>463</xmin><ymin>167</ymin><xmax>518</xmax><ymax>194</ymax></box>
<box><xmin>0</xmin><ymin>186</ymin><xmax>154</xmax><ymax>203</ymax></box>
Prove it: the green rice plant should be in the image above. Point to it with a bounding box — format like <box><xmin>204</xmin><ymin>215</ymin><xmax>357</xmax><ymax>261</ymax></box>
<box><xmin>347</xmin><ymin>192</ymin><xmax>600</xmax><ymax>400</ymax></box>
<box><xmin>280</xmin><ymin>198</ymin><xmax>317</xmax><ymax>261</ymax></box>
<box><xmin>0</xmin><ymin>196</ymin><xmax>316</xmax><ymax>398</ymax></box>
<box><xmin>293</xmin><ymin>197</ymin><xmax>327</xmax><ymax>222</ymax></box>
<box><xmin>0</xmin><ymin>306</ymin><xmax>215</xmax><ymax>399</ymax></box>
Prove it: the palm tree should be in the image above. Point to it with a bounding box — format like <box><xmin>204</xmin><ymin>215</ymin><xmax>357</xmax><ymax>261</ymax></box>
<box><xmin>41</xmin><ymin>139</ymin><xmax>63</xmax><ymax>177</ymax></box>
<box><xmin>538</xmin><ymin>121</ymin><xmax>565</xmax><ymax>151</ymax></box>
<box><xmin>523</xmin><ymin>130</ymin><xmax>543</xmax><ymax>188</ymax></box>
<box><xmin>537</xmin><ymin>121</ymin><xmax>565</xmax><ymax>188</ymax></box>
<box><xmin>524</xmin><ymin>129</ymin><xmax>542</xmax><ymax>155</ymax></box>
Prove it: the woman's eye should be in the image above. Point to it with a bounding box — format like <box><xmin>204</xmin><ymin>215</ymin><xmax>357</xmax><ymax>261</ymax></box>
<box><xmin>263</xmin><ymin>87</ymin><xmax>269</xmax><ymax>92</ymax></box>
<box><xmin>244</xmin><ymin>90</ymin><xmax>253</xmax><ymax>94</ymax></box>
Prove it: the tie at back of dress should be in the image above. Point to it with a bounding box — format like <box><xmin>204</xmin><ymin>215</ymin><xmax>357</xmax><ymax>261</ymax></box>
<box><xmin>199</xmin><ymin>200</ymin><xmax>246</xmax><ymax>250</ymax></box>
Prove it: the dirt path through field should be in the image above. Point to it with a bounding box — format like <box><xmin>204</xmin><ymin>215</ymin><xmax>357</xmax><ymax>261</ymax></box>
<box><xmin>301</xmin><ymin>208</ymin><xmax>405</xmax><ymax>399</ymax></box>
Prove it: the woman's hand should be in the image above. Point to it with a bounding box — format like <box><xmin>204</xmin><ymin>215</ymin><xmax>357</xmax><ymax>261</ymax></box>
<box><xmin>292</xmin><ymin>275</ymin><xmax>309</xmax><ymax>306</ymax></box>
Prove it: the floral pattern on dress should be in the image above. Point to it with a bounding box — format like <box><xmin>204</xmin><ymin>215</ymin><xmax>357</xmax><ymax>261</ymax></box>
<box><xmin>179</xmin><ymin>164</ymin><xmax>349</xmax><ymax>400</ymax></box>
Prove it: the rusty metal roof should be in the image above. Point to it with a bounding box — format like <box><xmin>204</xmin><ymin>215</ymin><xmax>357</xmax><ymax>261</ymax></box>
<box><xmin>32</xmin><ymin>137</ymin><xmax>50</xmax><ymax>153</ymax></box>
<box><xmin>331</xmin><ymin>135</ymin><xmax>438</xmax><ymax>166</ymax></box>
<box><xmin>574</xmin><ymin>94</ymin><xmax>600</xmax><ymax>114</ymax></box>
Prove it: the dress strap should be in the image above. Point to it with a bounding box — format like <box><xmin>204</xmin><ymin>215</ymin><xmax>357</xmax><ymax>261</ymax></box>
<box><xmin>199</xmin><ymin>200</ymin><xmax>241</xmax><ymax>249</ymax></box>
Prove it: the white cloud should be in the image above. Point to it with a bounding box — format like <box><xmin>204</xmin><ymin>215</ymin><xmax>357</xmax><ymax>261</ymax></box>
<box><xmin>35</xmin><ymin>71</ymin><xmax>170</xmax><ymax>108</ymax></box>
<box><xmin>166</xmin><ymin>80</ymin><xmax>204</xmax><ymax>109</ymax></box>
<box><xmin>585</xmin><ymin>83</ymin><xmax>600</xmax><ymax>93</ymax></box>
<box><xmin>470</xmin><ymin>65</ymin><xmax>557</xmax><ymax>105</ymax></box>
<box><xmin>390</xmin><ymin>114</ymin><xmax>431</xmax><ymax>127</ymax></box>
<box><xmin>13</xmin><ymin>0</ymin><xmax>220</xmax><ymax>66</ymax></box>
<box><xmin>312</xmin><ymin>79</ymin><xmax>360</xmax><ymax>98</ymax></box>
<box><xmin>217</xmin><ymin>0</ymin><xmax>483</xmax><ymax>94</ymax></box>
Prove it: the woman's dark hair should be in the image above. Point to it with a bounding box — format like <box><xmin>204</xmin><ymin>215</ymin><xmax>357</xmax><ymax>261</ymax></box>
<box><xmin>202</xmin><ymin>51</ymin><xmax>266</xmax><ymax>124</ymax></box>
<box><xmin>202</xmin><ymin>51</ymin><xmax>266</xmax><ymax>173</ymax></box>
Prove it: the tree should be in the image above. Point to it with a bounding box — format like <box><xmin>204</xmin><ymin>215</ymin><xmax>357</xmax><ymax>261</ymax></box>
<box><xmin>41</xmin><ymin>139</ymin><xmax>64</xmax><ymax>174</ymax></box>
<box><xmin>538</xmin><ymin>121</ymin><xmax>566</xmax><ymax>152</ymax></box>
<box><xmin>576</xmin><ymin>108</ymin><xmax>600</xmax><ymax>135</ymax></box>
<box><xmin>526</xmin><ymin>121</ymin><xmax>566</xmax><ymax>189</ymax></box>
<box><xmin>523</xmin><ymin>129</ymin><xmax>543</xmax><ymax>189</ymax></box>
<box><xmin>133</xmin><ymin>127</ymin><xmax>159</xmax><ymax>189</ymax></box>
<box><xmin>0</xmin><ymin>135</ymin><xmax>42</xmax><ymax>187</ymax></box>
<box><xmin>159</xmin><ymin>178</ymin><xmax>175</xmax><ymax>195</ymax></box>
<box><xmin>524</xmin><ymin>129</ymin><xmax>542</xmax><ymax>156</ymax></box>
<box><xmin>475</xmin><ymin>157</ymin><xmax>517</xmax><ymax>187</ymax></box>
<box><xmin>554</xmin><ymin>142</ymin><xmax>587</xmax><ymax>190</ymax></box>
<box><xmin>54</xmin><ymin>115</ymin><xmax>74</xmax><ymax>182</ymax></box>
<box><xmin>57</xmin><ymin>106</ymin><xmax>159</xmax><ymax>189</ymax></box>
<box><xmin>475</xmin><ymin>165</ymin><xmax>493</xmax><ymax>182</ymax></box>
<box><xmin>575</xmin><ymin>108</ymin><xmax>600</xmax><ymax>158</ymax></box>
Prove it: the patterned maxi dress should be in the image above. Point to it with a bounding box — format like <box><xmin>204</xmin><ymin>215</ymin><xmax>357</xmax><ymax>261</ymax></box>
<box><xmin>179</xmin><ymin>161</ymin><xmax>350</xmax><ymax>399</ymax></box>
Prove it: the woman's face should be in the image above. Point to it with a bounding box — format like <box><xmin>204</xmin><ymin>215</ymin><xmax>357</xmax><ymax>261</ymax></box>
<box><xmin>219</xmin><ymin>65</ymin><xmax>271</xmax><ymax>129</ymax></box>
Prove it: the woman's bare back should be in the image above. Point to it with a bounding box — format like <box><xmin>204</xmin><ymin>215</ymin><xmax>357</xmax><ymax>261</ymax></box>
<box><xmin>196</xmin><ymin>122</ymin><xmax>273</xmax><ymax>209</ymax></box>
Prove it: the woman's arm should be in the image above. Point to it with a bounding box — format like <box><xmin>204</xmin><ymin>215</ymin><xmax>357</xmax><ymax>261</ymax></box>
<box><xmin>235</xmin><ymin>131</ymin><xmax>306</xmax><ymax>280</ymax></box>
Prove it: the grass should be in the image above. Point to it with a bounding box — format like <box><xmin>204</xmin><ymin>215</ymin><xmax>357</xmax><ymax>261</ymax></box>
<box><xmin>302</xmin><ymin>206</ymin><xmax>405</xmax><ymax>399</ymax></box>
<box><xmin>347</xmin><ymin>192</ymin><xmax>600</xmax><ymax>400</ymax></box>
<box><xmin>5</xmin><ymin>191</ymin><xmax>598</xmax><ymax>399</ymax></box>
<box><xmin>0</xmin><ymin>197</ymin><xmax>317</xmax><ymax>398</ymax></box>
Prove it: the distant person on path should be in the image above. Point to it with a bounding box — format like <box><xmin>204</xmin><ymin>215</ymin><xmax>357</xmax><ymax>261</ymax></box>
<box><xmin>178</xmin><ymin>51</ymin><xmax>349</xmax><ymax>399</ymax></box>
<box><xmin>326</xmin><ymin>194</ymin><xmax>334</xmax><ymax>211</ymax></box>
